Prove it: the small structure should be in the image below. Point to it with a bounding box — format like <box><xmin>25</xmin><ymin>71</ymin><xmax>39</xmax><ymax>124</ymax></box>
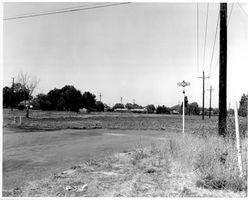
<box><xmin>131</xmin><ymin>108</ymin><xmax>147</xmax><ymax>113</ymax></box>
<box><xmin>171</xmin><ymin>110</ymin><xmax>180</xmax><ymax>115</ymax></box>
<box><xmin>114</xmin><ymin>108</ymin><xmax>129</xmax><ymax>113</ymax></box>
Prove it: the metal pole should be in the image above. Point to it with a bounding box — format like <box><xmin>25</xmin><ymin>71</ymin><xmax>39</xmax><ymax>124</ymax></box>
<box><xmin>177</xmin><ymin>80</ymin><xmax>190</xmax><ymax>134</ymax></box>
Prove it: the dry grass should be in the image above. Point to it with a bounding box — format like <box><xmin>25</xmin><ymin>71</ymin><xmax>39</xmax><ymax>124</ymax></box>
<box><xmin>168</xmin><ymin>133</ymin><xmax>248</xmax><ymax>193</ymax></box>
<box><xmin>3</xmin><ymin>132</ymin><xmax>247</xmax><ymax>197</ymax></box>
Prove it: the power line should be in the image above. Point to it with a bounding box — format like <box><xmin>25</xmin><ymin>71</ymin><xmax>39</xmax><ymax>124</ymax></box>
<box><xmin>5</xmin><ymin>2</ymin><xmax>106</xmax><ymax>19</ymax></box>
<box><xmin>4</xmin><ymin>2</ymin><xmax>131</xmax><ymax>21</ymax></box>
<box><xmin>206</xmin><ymin>10</ymin><xmax>219</xmax><ymax>89</ymax></box>
<box><xmin>207</xmin><ymin>3</ymin><xmax>234</xmax><ymax>87</ymax></box>
<box><xmin>228</xmin><ymin>3</ymin><xmax>234</xmax><ymax>24</ymax></box>
<box><xmin>202</xmin><ymin>3</ymin><xmax>209</xmax><ymax>71</ymax></box>
<box><xmin>197</xmin><ymin>3</ymin><xmax>200</xmax><ymax>77</ymax></box>
<box><xmin>237</xmin><ymin>3</ymin><xmax>248</xmax><ymax>16</ymax></box>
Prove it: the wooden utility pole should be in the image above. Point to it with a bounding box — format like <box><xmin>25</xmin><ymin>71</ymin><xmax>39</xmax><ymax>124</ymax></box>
<box><xmin>198</xmin><ymin>71</ymin><xmax>209</xmax><ymax>120</ymax></box>
<box><xmin>99</xmin><ymin>93</ymin><xmax>102</xmax><ymax>102</ymax></box>
<box><xmin>207</xmin><ymin>86</ymin><xmax>214</xmax><ymax>118</ymax></box>
<box><xmin>219</xmin><ymin>3</ymin><xmax>227</xmax><ymax>137</ymax></box>
<box><xmin>11</xmin><ymin>77</ymin><xmax>14</xmax><ymax>111</ymax></box>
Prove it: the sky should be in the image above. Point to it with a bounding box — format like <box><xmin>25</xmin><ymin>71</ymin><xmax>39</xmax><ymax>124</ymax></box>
<box><xmin>2</xmin><ymin>1</ymin><xmax>248</xmax><ymax>108</ymax></box>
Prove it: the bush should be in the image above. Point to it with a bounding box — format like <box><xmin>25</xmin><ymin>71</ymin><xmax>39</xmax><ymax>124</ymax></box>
<box><xmin>18</xmin><ymin>104</ymin><xmax>25</xmax><ymax>110</ymax></box>
<box><xmin>156</xmin><ymin>105</ymin><xmax>170</xmax><ymax>114</ymax></box>
<box><xmin>238</xmin><ymin>94</ymin><xmax>248</xmax><ymax>117</ymax></box>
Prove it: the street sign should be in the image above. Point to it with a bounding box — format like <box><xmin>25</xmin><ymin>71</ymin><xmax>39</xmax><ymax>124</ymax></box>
<box><xmin>177</xmin><ymin>80</ymin><xmax>190</xmax><ymax>133</ymax></box>
<box><xmin>177</xmin><ymin>80</ymin><xmax>190</xmax><ymax>87</ymax></box>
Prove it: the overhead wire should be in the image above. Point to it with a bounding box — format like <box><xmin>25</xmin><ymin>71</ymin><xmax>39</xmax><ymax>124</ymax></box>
<box><xmin>237</xmin><ymin>3</ymin><xmax>248</xmax><ymax>16</ymax></box>
<box><xmin>197</xmin><ymin>3</ymin><xmax>199</xmax><ymax>77</ymax></box>
<box><xmin>4</xmin><ymin>2</ymin><xmax>131</xmax><ymax>20</ymax></box>
<box><xmin>207</xmin><ymin>3</ymin><xmax>234</xmax><ymax>88</ymax></box>
<box><xmin>4</xmin><ymin>2</ymin><xmax>108</xmax><ymax>19</ymax></box>
<box><xmin>206</xmin><ymin>10</ymin><xmax>219</xmax><ymax>89</ymax></box>
<box><xmin>202</xmin><ymin>3</ymin><xmax>209</xmax><ymax>71</ymax></box>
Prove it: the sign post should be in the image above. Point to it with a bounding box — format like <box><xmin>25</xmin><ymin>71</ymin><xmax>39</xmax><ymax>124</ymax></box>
<box><xmin>177</xmin><ymin>80</ymin><xmax>190</xmax><ymax>133</ymax></box>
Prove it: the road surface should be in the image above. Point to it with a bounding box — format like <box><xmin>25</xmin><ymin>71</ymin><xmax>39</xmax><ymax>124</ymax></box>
<box><xmin>3</xmin><ymin>128</ymin><xmax>172</xmax><ymax>190</ymax></box>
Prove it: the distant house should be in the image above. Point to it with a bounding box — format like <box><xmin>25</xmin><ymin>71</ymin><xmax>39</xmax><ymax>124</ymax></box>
<box><xmin>171</xmin><ymin>110</ymin><xmax>180</xmax><ymax>115</ymax></box>
<box><xmin>131</xmin><ymin>108</ymin><xmax>147</xmax><ymax>113</ymax></box>
<box><xmin>114</xmin><ymin>108</ymin><xmax>130</xmax><ymax>113</ymax></box>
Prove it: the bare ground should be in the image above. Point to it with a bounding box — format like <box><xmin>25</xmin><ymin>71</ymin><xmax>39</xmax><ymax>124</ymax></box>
<box><xmin>3</xmin><ymin>141</ymin><xmax>247</xmax><ymax>197</ymax></box>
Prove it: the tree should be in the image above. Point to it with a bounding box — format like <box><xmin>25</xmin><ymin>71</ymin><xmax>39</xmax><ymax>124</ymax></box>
<box><xmin>36</xmin><ymin>93</ymin><xmax>53</xmax><ymax>110</ymax></box>
<box><xmin>113</xmin><ymin>103</ymin><xmax>124</xmax><ymax>109</ymax></box>
<box><xmin>238</xmin><ymin>94</ymin><xmax>248</xmax><ymax>117</ymax></box>
<box><xmin>3</xmin><ymin>83</ymin><xmax>31</xmax><ymax>109</ymax></box>
<box><xmin>61</xmin><ymin>85</ymin><xmax>82</xmax><ymax>112</ymax></box>
<box><xmin>188</xmin><ymin>102</ymin><xmax>200</xmax><ymax>115</ymax></box>
<box><xmin>125</xmin><ymin>103</ymin><xmax>133</xmax><ymax>110</ymax></box>
<box><xmin>96</xmin><ymin>101</ymin><xmax>104</xmax><ymax>112</ymax></box>
<box><xmin>184</xmin><ymin>96</ymin><xmax>188</xmax><ymax>108</ymax></box>
<box><xmin>81</xmin><ymin>91</ymin><xmax>96</xmax><ymax>112</ymax></box>
<box><xmin>47</xmin><ymin>88</ymin><xmax>62</xmax><ymax>110</ymax></box>
<box><xmin>3</xmin><ymin>87</ymin><xmax>11</xmax><ymax>108</ymax></box>
<box><xmin>17</xmin><ymin>72</ymin><xmax>39</xmax><ymax>118</ymax></box>
<box><xmin>156</xmin><ymin>105</ymin><xmax>170</xmax><ymax>114</ymax></box>
<box><xmin>146</xmin><ymin>104</ymin><xmax>155</xmax><ymax>113</ymax></box>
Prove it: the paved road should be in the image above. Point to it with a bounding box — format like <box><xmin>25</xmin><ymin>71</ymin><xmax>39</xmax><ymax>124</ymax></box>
<box><xmin>3</xmin><ymin>128</ymin><xmax>171</xmax><ymax>190</ymax></box>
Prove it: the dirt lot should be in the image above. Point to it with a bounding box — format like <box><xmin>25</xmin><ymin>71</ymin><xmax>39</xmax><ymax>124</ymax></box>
<box><xmin>2</xmin><ymin>109</ymin><xmax>248</xmax><ymax>197</ymax></box>
<box><xmin>3</xmin><ymin>128</ymin><xmax>170</xmax><ymax>190</ymax></box>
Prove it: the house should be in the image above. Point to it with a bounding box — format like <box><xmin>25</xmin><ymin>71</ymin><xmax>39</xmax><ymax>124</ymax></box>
<box><xmin>131</xmin><ymin>108</ymin><xmax>147</xmax><ymax>113</ymax></box>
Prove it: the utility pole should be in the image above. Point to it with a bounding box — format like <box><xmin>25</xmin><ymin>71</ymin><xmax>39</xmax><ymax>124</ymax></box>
<box><xmin>99</xmin><ymin>93</ymin><xmax>102</xmax><ymax>102</ymax></box>
<box><xmin>11</xmin><ymin>77</ymin><xmax>14</xmax><ymax>111</ymax></box>
<box><xmin>219</xmin><ymin>3</ymin><xmax>227</xmax><ymax>137</ymax></box>
<box><xmin>177</xmin><ymin>80</ymin><xmax>190</xmax><ymax>133</ymax></box>
<box><xmin>133</xmin><ymin>99</ymin><xmax>135</xmax><ymax>104</ymax></box>
<box><xmin>207</xmin><ymin>85</ymin><xmax>214</xmax><ymax>118</ymax></box>
<box><xmin>198</xmin><ymin>71</ymin><xmax>209</xmax><ymax>120</ymax></box>
<box><xmin>120</xmin><ymin>97</ymin><xmax>123</xmax><ymax>104</ymax></box>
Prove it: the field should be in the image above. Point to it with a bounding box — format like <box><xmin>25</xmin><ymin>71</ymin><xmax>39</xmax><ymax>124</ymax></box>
<box><xmin>2</xmin><ymin>109</ymin><xmax>248</xmax><ymax>197</ymax></box>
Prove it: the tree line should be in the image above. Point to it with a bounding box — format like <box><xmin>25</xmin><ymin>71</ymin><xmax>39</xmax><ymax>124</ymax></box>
<box><xmin>4</xmin><ymin>84</ymin><xmax>104</xmax><ymax>113</ymax></box>
<box><xmin>3</xmin><ymin>73</ymin><xmax>248</xmax><ymax>117</ymax></box>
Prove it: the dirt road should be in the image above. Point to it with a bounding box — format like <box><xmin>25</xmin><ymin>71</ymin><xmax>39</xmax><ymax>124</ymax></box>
<box><xmin>3</xmin><ymin>128</ymin><xmax>171</xmax><ymax>190</ymax></box>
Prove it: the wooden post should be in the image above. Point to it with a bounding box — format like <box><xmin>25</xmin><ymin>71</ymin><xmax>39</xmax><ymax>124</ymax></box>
<box><xmin>207</xmin><ymin>86</ymin><xmax>214</xmax><ymax>118</ymax></box>
<box><xmin>218</xmin><ymin>3</ymin><xmax>227</xmax><ymax>136</ymax></box>
<box><xmin>234</xmin><ymin>101</ymin><xmax>243</xmax><ymax>178</ymax></box>
<box><xmin>198</xmin><ymin>71</ymin><xmax>209</xmax><ymax>120</ymax></box>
